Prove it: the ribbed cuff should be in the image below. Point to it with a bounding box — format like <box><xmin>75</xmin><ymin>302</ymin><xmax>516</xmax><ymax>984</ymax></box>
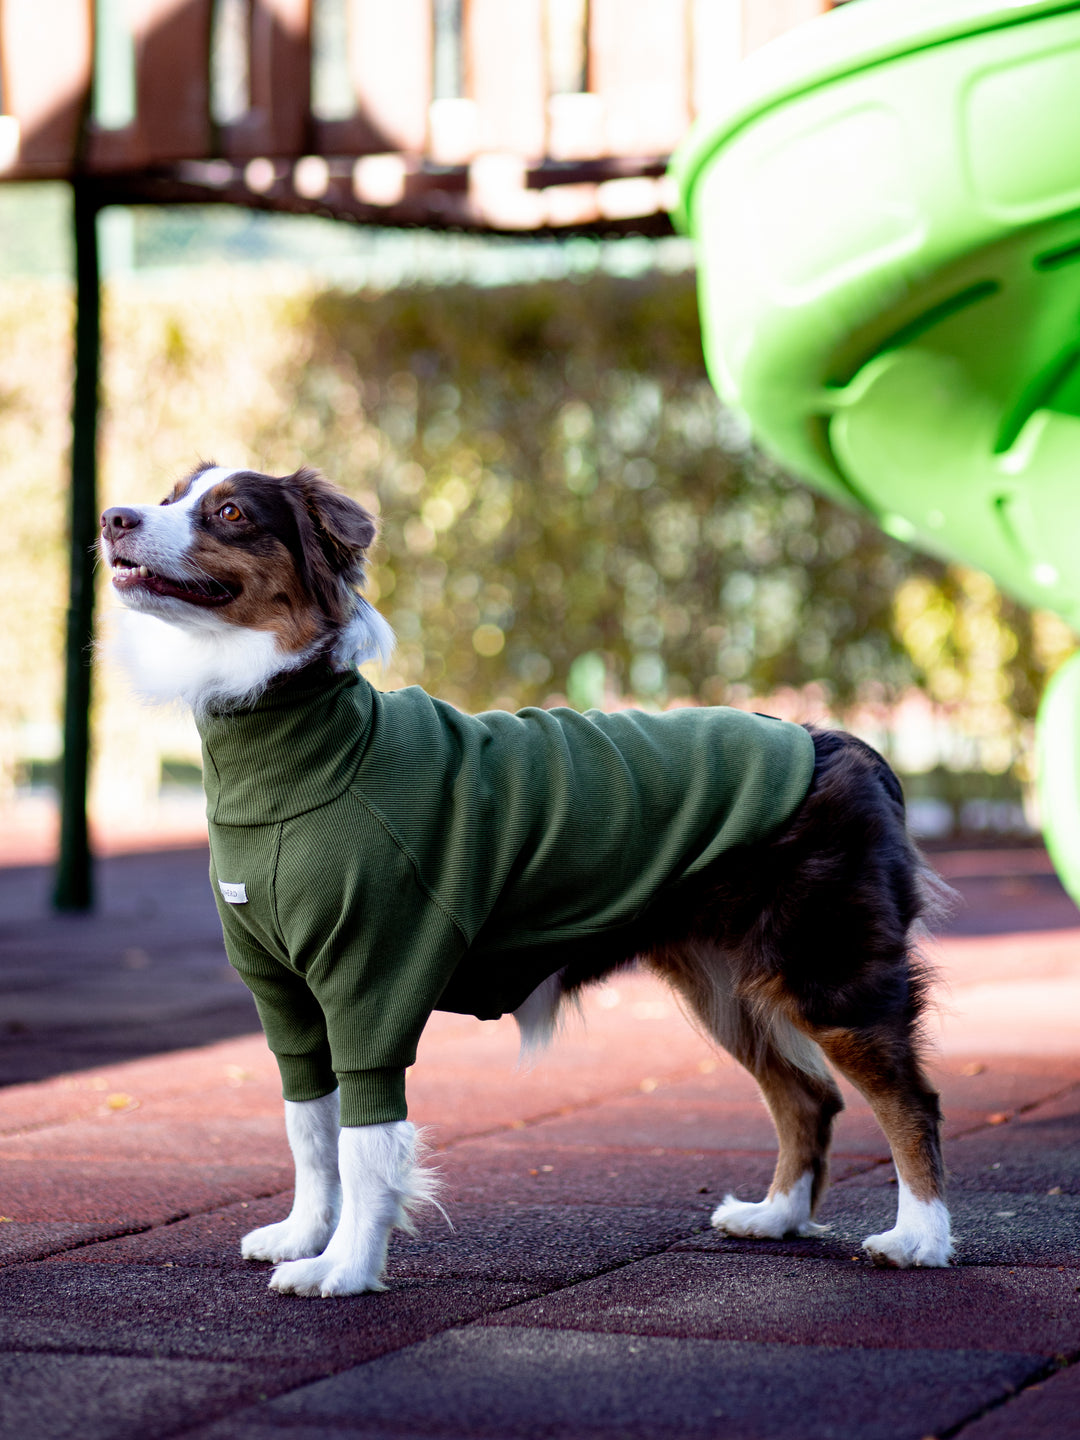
<box><xmin>336</xmin><ymin>1068</ymin><xmax>408</xmax><ymax>1127</ymax></box>
<box><xmin>275</xmin><ymin>1049</ymin><xmax>338</xmax><ymax>1104</ymax></box>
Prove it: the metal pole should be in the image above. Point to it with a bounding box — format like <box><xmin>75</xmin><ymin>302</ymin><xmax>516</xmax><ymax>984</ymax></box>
<box><xmin>54</xmin><ymin>181</ymin><xmax>101</xmax><ymax>912</ymax></box>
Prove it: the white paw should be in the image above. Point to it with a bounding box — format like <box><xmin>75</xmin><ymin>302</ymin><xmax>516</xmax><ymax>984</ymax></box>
<box><xmin>863</xmin><ymin>1183</ymin><xmax>953</xmax><ymax>1267</ymax></box>
<box><xmin>241</xmin><ymin>1216</ymin><xmax>336</xmax><ymax>1263</ymax></box>
<box><xmin>711</xmin><ymin>1173</ymin><xmax>824</xmax><ymax>1239</ymax></box>
<box><xmin>269</xmin><ymin>1254</ymin><xmax>386</xmax><ymax>1297</ymax></box>
<box><xmin>862</xmin><ymin>1225</ymin><xmax>954</xmax><ymax>1268</ymax></box>
<box><xmin>710</xmin><ymin>1195</ymin><xmax>825</xmax><ymax>1240</ymax></box>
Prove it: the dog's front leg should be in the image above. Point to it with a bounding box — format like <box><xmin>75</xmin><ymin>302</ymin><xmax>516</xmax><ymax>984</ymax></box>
<box><xmin>269</xmin><ymin>1120</ymin><xmax>429</xmax><ymax>1297</ymax></box>
<box><xmin>242</xmin><ymin>1091</ymin><xmax>342</xmax><ymax>1262</ymax></box>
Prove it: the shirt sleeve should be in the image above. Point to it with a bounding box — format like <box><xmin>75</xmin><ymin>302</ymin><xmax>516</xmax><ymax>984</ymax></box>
<box><xmin>272</xmin><ymin>789</ymin><xmax>468</xmax><ymax>1126</ymax></box>
<box><xmin>216</xmin><ymin>915</ymin><xmax>339</xmax><ymax>1105</ymax></box>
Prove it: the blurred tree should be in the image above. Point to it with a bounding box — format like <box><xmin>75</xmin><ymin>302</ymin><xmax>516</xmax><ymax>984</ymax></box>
<box><xmin>893</xmin><ymin>566</ymin><xmax>1076</xmax><ymax>780</ymax></box>
<box><xmin>288</xmin><ymin>274</ymin><xmax>933</xmax><ymax>715</ymax></box>
<box><xmin>1</xmin><ymin>269</ymin><xmax>1074</xmax><ymax>810</ymax></box>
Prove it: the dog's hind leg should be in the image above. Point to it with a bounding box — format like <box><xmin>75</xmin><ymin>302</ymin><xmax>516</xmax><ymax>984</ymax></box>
<box><xmin>763</xmin><ymin>725</ymin><xmax>952</xmax><ymax>1265</ymax></box>
<box><xmin>241</xmin><ymin>1090</ymin><xmax>342</xmax><ymax>1263</ymax></box>
<box><xmin>811</xmin><ymin>1020</ymin><xmax>951</xmax><ymax>1267</ymax></box>
<box><xmin>647</xmin><ymin>942</ymin><xmax>843</xmax><ymax>1239</ymax></box>
<box><xmin>711</xmin><ymin>1037</ymin><xmax>844</xmax><ymax>1239</ymax></box>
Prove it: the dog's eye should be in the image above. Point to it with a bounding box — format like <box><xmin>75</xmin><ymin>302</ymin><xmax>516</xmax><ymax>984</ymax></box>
<box><xmin>218</xmin><ymin>502</ymin><xmax>243</xmax><ymax>522</ymax></box>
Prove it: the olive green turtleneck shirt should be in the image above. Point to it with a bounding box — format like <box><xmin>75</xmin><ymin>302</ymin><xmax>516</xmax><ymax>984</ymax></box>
<box><xmin>197</xmin><ymin>668</ymin><xmax>816</xmax><ymax>1126</ymax></box>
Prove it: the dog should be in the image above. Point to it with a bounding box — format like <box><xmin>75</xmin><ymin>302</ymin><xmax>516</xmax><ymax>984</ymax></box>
<box><xmin>100</xmin><ymin>462</ymin><xmax>954</xmax><ymax>1296</ymax></box>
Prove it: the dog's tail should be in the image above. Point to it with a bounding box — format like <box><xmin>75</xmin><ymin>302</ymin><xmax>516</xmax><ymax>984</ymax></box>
<box><xmin>513</xmin><ymin>972</ymin><xmax>583</xmax><ymax>1066</ymax></box>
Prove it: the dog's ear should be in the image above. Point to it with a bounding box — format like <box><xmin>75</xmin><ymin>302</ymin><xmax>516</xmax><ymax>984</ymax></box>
<box><xmin>291</xmin><ymin>468</ymin><xmax>377</xmax><ymax>571</ymax></box>
<box><xmin>280</xmin><ymin>468</ymin><xmax>377</xmax><ymax>622</ymax></box>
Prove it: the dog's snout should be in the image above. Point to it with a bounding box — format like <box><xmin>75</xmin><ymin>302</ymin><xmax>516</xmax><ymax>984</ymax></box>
<box><xmin>101</xmin><ymin>506</ymin><xmax>142</xmax><ymax>538</ymax></box>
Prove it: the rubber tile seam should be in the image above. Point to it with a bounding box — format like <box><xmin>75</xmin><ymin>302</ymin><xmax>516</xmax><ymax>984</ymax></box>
<box><xmin>939</xmin><ymin>1352</ymin><xmax>1080</xmax><ymax>1439</ymax></box>
<box><xmin>426</xmin><ymin>1060</ymin><xmax>727</xmax><ymax>1153</ymax></box>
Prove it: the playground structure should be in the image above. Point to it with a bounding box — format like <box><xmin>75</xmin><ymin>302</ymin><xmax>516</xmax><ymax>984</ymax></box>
<box><xmin>0</xmin><ymin>0</ymin><xmax>834</xmax><ymax>908</ymax></box>
<box><xmin>10</xmin><ymin>0</ymin><xmax>1080</xmax><ymax>909</ymax></box>
<box><xmin>0</xmin><ymin>0</ymin><xmax>833</xmax><ymax>231</ymax></box>
<box><xmin>674</xmin><ymin>0</ymin><xmax>1080</xmax><ymax>903</ymax></box>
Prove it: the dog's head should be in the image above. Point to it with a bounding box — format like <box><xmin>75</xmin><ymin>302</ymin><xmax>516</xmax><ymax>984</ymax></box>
<box><xmin>101</xmin><ymin>465</ymin><xmax>393</xmax><ymax>709</ymax></box>
<box><xmin>101</xmin><ymin>464</ymin><xmax>379</xmax><ymax>649</ymax></box>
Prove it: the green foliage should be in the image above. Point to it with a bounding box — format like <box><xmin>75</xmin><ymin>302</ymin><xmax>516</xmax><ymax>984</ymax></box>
<box><xmin>285</xmin><ymin>275</ymin><xmax>926</xmax><ymax>713</ymax></box>
<box><xmin>0</xmin><ymin>279</ymin><xmax>72</xmax><ymax>788</ymax></box>
<box><xmin>893</xmin><ymin>566</ymin><xmax>1075</xmax><ymax>779</ymax></box>
<box><xmin>0</xmin><ymin>267</ymin><xmax>1073</xmax><ymax>804</ymax></box>
<box><xmin>0</xmin><ymin>184</ymin><xmax>71</xmax><ymax>277</ymax></box>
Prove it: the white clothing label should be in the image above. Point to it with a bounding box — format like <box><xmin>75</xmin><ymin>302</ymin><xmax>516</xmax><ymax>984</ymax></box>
<box><xmin>218</xmin><ymin>880</ymin><xmax>248</xmax><ymax>904</ymax></box>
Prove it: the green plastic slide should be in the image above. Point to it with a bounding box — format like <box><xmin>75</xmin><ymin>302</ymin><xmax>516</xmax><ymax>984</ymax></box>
<box><xmin>673</xmin><ymin>0</ymin><xmax>1080</xmax><ymax>900</ymax></box>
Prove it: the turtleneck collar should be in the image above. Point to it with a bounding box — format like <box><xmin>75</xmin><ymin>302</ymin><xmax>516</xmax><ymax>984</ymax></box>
<box><xmin>195</xmin><ymin>664</ymin><xmax>375</xmax><ymax>824</ymax></box>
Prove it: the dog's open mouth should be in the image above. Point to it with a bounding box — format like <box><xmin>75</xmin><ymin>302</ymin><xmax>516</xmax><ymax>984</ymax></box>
<box><xmin>110</xmin><ymin>557</ymin><xmax>238</xmax><ymax>607</ymax></box>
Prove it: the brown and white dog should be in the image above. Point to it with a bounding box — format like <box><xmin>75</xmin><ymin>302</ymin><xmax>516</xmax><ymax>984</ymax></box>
<box><xmin>101</xmin><ymin>463</ymin><xmax>954</xmax><ymax>1296</ymax></box>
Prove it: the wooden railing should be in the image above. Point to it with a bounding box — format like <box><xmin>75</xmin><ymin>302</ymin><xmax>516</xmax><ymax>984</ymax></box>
<box><xmin>0</xmin><ymin>0</ymin><xmax>832</xmax><ymax>233</ymax></box>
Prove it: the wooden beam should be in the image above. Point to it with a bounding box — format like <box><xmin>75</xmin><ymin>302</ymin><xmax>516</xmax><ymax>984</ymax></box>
<box><xmin>0</xmin><ymin>0</ymin><xmax>92</xmax><ymax>176</ymax></box>
<box><xmin>221</xmin><ymin>0</ymin><xmax>312</xmax><ymax>159</ymax></box>
<box><xmin>135</xmin><ymin>0</ymin><xmax>214</xmax><ymax>160</ymax></box>
<box><xmin>0</xmin><ymin>0</ymin><xmax>831</xmax><ymax>181</ymax></box>
<box><xmin>467</xmin><ymin>0</ymin><xmax>545</xmax><ymax>159</ymax></box>
<box><xmin>314</xmin><ymin>0</ymin><xmax>433</xmax><ymax>157</ymax></box>
<box><xmin>86</xmin><ymin>164</ymin><xmax>677</xmax><ymax>235</ymax></box>
<box><xmin>590</xmin><ymin>0</ymin><xmax>691</xmax><ymax>155</ymax></box>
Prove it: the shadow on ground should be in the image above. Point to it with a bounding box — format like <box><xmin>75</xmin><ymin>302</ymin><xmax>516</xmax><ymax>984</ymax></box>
<box><xmin>0</xmin><ymin>847</ymin><xmax>258</xmax><ymax>1086</ymax></box>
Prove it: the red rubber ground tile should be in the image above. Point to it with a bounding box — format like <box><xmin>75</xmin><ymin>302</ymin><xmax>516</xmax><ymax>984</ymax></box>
<box><xmin>0</xmin><ymin>1260</ymin><xmax>549</xmax><ymax>1370</ymax></box>
<box><xmin>44</xmin><ymin>1195</ymin><xmax>289</xmax><ymax>1267</ymax></box>
<box><xmin>437</xmin><ymin>1137</ymin><xmax>781</xmax><ymax>1207</ymax></box>
<box><xmin>1</xmin><ymin>1115</ymin><xmax>289</xmax><ymax>1165</ymax></box>
<box><xmin>955</xmin><ymin>1362</ymin><xmax>1080</xmax><ymax>1437</ymax></box>
<box><xmin>922</xmin><ymin>1057</ymin><xmax>1080</xmax><ymax>1137</ymax></box>
<box><xmin>659</xmin><ymin>1055</ymin><xmax>1080</xmax><ymax>1140</ymax></box>
<box><xmin>934</xmin><ymin>938</ymin><xmax>1080</xmax><ymax>1059</ymax></box>
<box><xmin>0</xmin><ymin>1159</ymin><xmax>290</xmax><ymax>1223</ymax></box>
<box><xmin>933</xmin><ymin>928</ymin><xmax>1080</xmax><ymax>987</ymax></box>
<box><xmin>1021</xmin><ymin>1087</ymin><xmax>1080</xmax><ymax>1121</ymax></box>
<box><xmin>45</xmin><ymin>1189</ymin><xmax>704</xmax><ymax>1285</ymax></box>
<box><xmin>931</xmin><ymin>1056</ymin><xmax>1080</xmax><ymax>1108</ymax></box>
<box><xmin>201</xmin><ymin>1326</ymin><xmax>1044</xmax><ymax>1440</ymax></box>
<box><xmin>470</xmin><ymin>1056</ymin><xmax>1031</xmax><ymax>1158</ymax></box>
<box><xmin>0</xmin><ymin>974</ymin><xmax>735</xmax><ymax>1150</ymax></box>
<box><xmin>415</xmin><ymin>1031</ymin><xmax>1080</xmax><ymax>1152</ymax></box>
<box><xmin>183</xmin><ymin>1427</ymin><xmax>408</xmax><ymax>1439</ymax></box>
<box><xmin>1</xmin><ymin>842</ymin><xmax>1077</xmax><ymax>1440</ymax></box>
<box><xmin>476</xmin><ymin>1089</ymin><xmax>892</xmax><ymax>1156</ymax></box>
<box><xmin>404</xmin><ymin>975</ymin><xmax>724</xmax><ymax>1141</ymax></box>
<box><xmin>127</xmin><ymin>1087</ymin><xmax>287</xmax><ymax>1124</ymax></box>
<box><xmin>863</xmin><ymin>1142</ymin><xmax>1080</xmax><ymax>1199</ymax></box>
<box><xmin>383</xmin><ymin>1202</ymin><xmax>702</xmax><ymax>1282</ymax></box>
<box><xmin>413</xmin><ymin>1006</ymin><xmax>1080</xmax><ymax>1145</ymax></box>
<box><xmin>0</xmin><ymin>1222</ymin><xmax>134</xmax><ymax>1266</ymax></box>
<box><xmin>928</xmin><ymin>1086</ymin><xmax>1080</xmax><ymax>1196</ymax></box>
<box><xmin>183</xmin><ymin>1427</ymin><xmax>416</xmax><ymax>1440</ymax></box>
<box><xmin>479</xmin><ymin>1250</ymin><xmax>1080</xmax><ymax>1354</ymax></box>
<box><xmin>842</xmin><ymin>1083</ymin><xmax>1080</xmax><ymax>1197</ymax></box>
<box><xmin>0</xmin><ymin>1035</ymin><xmax>280</xmax><ymax>1138</ymax></box>
<box><xmin>0</xmin><ymin>1351</ymin><xmax>270</xmax><ymax>1440</ymax></box>
<box><xmin>672</xmin><ymin>1183</ymin><xmax>1080</xmax><ymax>1268</ymax></box>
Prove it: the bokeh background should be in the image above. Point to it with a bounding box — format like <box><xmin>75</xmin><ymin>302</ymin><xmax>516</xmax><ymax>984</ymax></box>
<box><xmin>1</xmin><ymin>185</ymin><xmax>1074</xmax><ymax>847</ymax></box>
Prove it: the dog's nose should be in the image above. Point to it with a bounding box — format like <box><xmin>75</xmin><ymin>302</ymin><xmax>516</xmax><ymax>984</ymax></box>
<box><xmin>101</xmin><ymin>507</ymin><xmax>142</xmax><ymax>538</ymax></box>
